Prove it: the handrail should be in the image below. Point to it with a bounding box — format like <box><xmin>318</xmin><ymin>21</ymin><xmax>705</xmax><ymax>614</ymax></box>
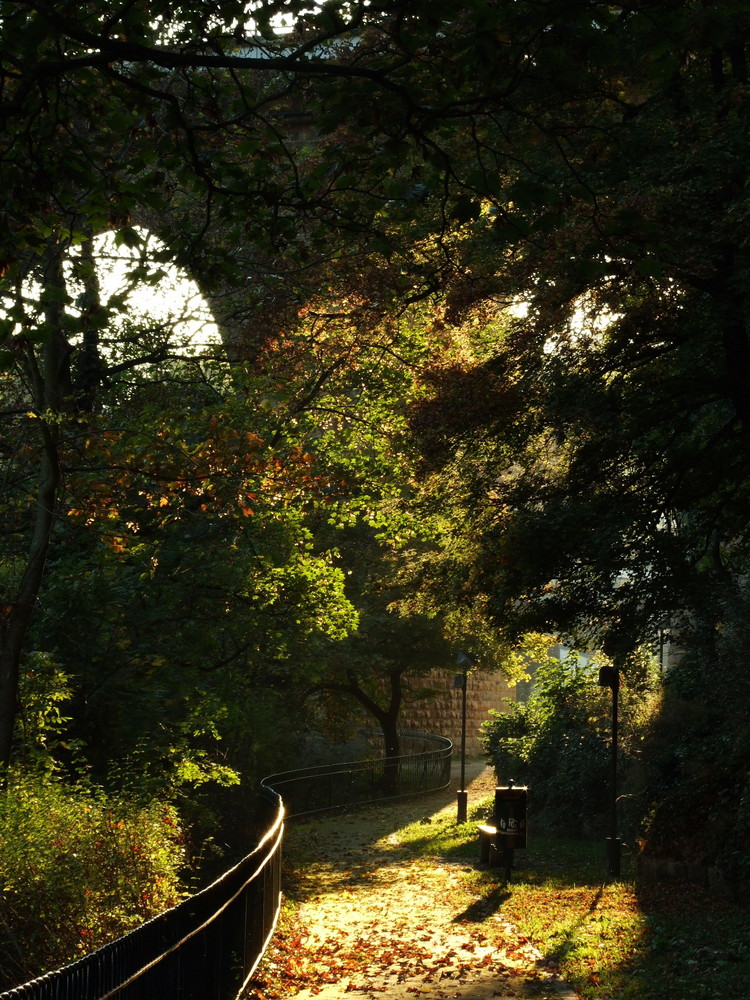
<box><xmin>0</xmin><ymin>786</ymin><xmax>284</xmax><ymax>1000</ymax></box>
<box><xmin>261</xmin><ymin>730</ymin><xmax>453</xmax><ymax>818</ymax></box>
<box><xmin>1</xmin><ymin>731</ymin><xmax>451</xmax><ymax>999</ymax></box>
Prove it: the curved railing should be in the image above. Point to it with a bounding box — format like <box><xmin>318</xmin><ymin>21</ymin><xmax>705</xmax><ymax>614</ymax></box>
<box><xmin>261</xmin><ymin>730</ymin><xmax>453</xmax><ymax>818</ymax></box>
<box><xmin>0</xmin><ymin>786</ymin><xmax>284</xmax><ymax>1000</ymax></box>
<box><xmin>1</xmin><ymin>730</ymin><xmax>451</xmax><ymax>1000</ymax></box>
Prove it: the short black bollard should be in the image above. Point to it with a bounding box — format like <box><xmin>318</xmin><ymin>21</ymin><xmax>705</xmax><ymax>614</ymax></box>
<box><xmin>457</xmin><ymin>789</ymin><xmax>468</xmax><ymax>823</ymax></box>
<box><xmin>606</xmin><ymin>836</ymin><xmax>622</xmax><ymax>878</ymax></box>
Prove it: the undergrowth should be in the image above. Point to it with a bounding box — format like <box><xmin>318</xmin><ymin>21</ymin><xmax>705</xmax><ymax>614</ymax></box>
<box><xmin>0</xmin><ymin>770</ymin><xmax>187</xmax><ymax>991</ymax></box>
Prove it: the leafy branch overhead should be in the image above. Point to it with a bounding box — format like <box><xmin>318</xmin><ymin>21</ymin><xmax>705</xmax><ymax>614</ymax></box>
<box><xmin>4</xmin><ymin>7</ymin><xmax>750</xmax><ymax>979</ymax></box>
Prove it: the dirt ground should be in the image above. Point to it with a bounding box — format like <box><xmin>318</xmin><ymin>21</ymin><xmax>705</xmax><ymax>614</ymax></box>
<box><xmin>248</xmin><ymin>761</ymin><xmax>579</xmax><ymax>1000</ymax></box>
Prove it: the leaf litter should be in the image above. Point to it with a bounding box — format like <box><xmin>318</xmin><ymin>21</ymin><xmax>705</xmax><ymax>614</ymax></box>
<box><xmin>246</xmin><ymin>763</ymin><xmax>579</xmax><ymax>1000</ymax></box>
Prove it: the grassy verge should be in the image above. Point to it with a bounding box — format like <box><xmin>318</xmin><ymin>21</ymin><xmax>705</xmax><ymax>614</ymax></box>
<box><xmin>393</xmin><ymin>798</ymin><xmax>750</xmax><ymax>1000</ymax></box>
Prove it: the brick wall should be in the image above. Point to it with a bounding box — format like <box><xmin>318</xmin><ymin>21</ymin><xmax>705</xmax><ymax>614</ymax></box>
<box><xmin>398</xmin><ymin>669</ymin><xmax>516</xmax><ymax>756</ymax></box>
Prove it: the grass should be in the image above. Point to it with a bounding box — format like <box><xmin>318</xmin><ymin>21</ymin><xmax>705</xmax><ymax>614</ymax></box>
<box><xmin>391</xmin><ymin>797</ymin><xmax>750</xmax><ymax>1000</ymax></box>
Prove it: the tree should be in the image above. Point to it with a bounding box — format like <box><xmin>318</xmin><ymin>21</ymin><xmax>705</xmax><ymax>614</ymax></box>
<box><xmin>309</xmin><ymin>524</ymin><xmax>451</xmax><ymax>778</ymax></box>
<box><xmin>1</xmin><ymin>232</ymin><xmax>363</xmax><ymax>775</ymax></box>
<box><xmin>401</xmin><ymin>2</ymin><xmax>750</xmax><ymax>659</ymax></box>
<box><xmin>7</xmin><ymin>0</ymin><xmax>750</xmax><ymax>775</ymax></box>
<box><xmin>0</xmin><ymin>0</ymin><xmax>382</xmax><ymax>769</ymax></box>
<box><xmin>2</xmin><ymin>0</ymin><xmax>485</xmax><ymax>768</ymax></box>
<box><xmin>481</xmin><ymin>638</ymin><xmax>660</xmax><ymax>836</ymax></box>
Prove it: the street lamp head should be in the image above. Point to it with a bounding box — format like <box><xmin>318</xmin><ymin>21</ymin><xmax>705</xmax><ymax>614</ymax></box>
<box><xmin>456</xmin><ymin>650</ymin><xmax>476</xmax><ymax>671</ymax></box>
<box><xmin>598</xmin><ymin>665</ymin><xmax>619</xmax><ymax>690</ymax></box>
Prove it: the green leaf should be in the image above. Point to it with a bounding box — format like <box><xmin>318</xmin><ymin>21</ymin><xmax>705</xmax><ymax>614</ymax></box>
<box><xmin>508</xmin><ymin>179</ymin><xmax>558</xmax><ymax>210</ymax></box>
<box><xmin>114</xmin><ymin>227</ymin><xmax>143</xmax><ymax>250</ymax></box>
<box><xmin>493</xmin><ymin>214</ymin><xmax>531</xmax><ymax>243</ymax></box>
<box><xmin>634</xmin><ymin>256</ymin><xmax>664</xmax><ymax>278</ymax></box>
<box><xmin>466</xmin><ymin>169</ymin><xmax>503</xmax><ymax>199</ymax></box>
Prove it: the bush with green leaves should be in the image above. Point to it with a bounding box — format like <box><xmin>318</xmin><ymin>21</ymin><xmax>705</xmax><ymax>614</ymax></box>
<box><xmin>0</xmin><ymin>771</ymin><xmax>186</xmax><ymax>991</ymax></box>
<box><xmin>480</xmin><ymin>636</ymin><xmax>661</xmax><ymax>838</ymax></box>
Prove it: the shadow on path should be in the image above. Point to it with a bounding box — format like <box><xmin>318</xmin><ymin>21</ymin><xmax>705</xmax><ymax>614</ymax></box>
<box><xmin>246</xmin><ymin>759</ymin><xmax>580</xmax><ymax>1000</ymax></box>
<box><xmin>454</xmin><ymin>884</ymin><xmax>511</xmax><ymax>923</ymax></box>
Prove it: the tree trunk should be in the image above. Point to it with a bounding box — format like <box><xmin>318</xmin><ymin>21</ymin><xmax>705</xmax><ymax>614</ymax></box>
<box><xmin>0</xmin><ymin>435</ymin><xmax>60</xmax><ymax>771</ymax></box>
<box><xmin>721</xmin><ymin>314</ymin><xmax>750</xmax><ymax>446</ymax></box>
<box><xmin>0</xmin><ymin>248</ymin><xmax>69</xmax><ymax>772</ymax></box>
<box><xmin>379</xmin><ymin>707</ymin><xmax>401</xmax><ymax>796</ymax></box>
<box><xmin>340</xmin><ymin>668</ymin><xmax>403</xmax><ymax>795</ymax></box>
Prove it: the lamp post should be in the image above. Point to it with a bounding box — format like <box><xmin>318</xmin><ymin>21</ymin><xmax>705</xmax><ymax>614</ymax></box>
<box><xmin>598</xmin><ymin>660</ymin><xmax>621</xmax><ymax>877</ymax></box>
<box><xmin>454</xmin><ymin>650</ymin><xmax>476</xmax><ymax>823</ymax></box>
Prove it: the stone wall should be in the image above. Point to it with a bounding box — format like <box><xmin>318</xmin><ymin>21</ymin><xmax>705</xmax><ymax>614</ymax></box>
<box><xmin>398</xmin><ymin>669</ymin><xmax>516</xmax><ymax>757</ymax></box>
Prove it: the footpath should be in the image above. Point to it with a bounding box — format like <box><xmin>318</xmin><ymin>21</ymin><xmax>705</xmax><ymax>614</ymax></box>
<box><xmin>248</xmin><ymin>760</ymin><xmax>580</xmax><ymax>1000</ymax></box>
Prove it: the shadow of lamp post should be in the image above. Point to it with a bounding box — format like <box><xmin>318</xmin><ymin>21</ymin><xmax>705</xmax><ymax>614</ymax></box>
<box><xmin>454</xmin><ymin>650</ymin><xmax>477</xmax><ymax>823</ymax></box>
<box><xmin>598</xmin><ymin>659</ymin><xmax>621</xmax><ymax>877</ymax></box>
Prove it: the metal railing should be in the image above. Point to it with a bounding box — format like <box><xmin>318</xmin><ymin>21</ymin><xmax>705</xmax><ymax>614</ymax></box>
<box><xmin>1</xmin><ymin>730</ymin><xmax>451</xmax><ymax>999</ymax></box>
<box><xmin>261</xmin><ymin>730</ymin><xmax>453</xmax><ymax>818</ymax></box>
<box><xmin>0</xmin><ymin>786</ymin><xmax>284</xmax><ymax>1000</ymax></box>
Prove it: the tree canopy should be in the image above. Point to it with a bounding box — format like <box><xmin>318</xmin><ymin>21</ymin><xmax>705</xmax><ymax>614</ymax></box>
<box><xmin>4</xmin><ymin>1</ymin><xmax>750</xmax><ymax>894</ymax></box>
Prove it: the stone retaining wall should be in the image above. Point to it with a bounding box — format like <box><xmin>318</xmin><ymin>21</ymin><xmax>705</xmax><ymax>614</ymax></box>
<box><xmin>398</xmin><ymin>669</ymin><xmax>516</xmax><ymax>757</ymax></box>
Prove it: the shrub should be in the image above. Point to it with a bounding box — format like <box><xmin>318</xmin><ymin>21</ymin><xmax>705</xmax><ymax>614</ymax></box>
<box><xmin>480</xmin><ymin>636</ymin><xmax>661</xmax><ymax>838</ymax></box>
<box><xmin>0</xmin><ymin>771</ymin><xmax>186</xmax><ymax>991</ymax></box>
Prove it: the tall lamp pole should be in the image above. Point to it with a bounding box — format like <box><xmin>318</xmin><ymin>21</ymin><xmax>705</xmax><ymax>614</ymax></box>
<box><xmin>454</xmin><ymin>650</ymin><xmax>476</xmax><ymax>823</ymax></box>
<box><xmin>598</xmin><ymin>659</ymin><xmax>621</xmax><ymax>878</ymax></box>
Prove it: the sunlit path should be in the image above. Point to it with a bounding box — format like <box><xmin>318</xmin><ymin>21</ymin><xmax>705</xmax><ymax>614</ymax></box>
<box><xmin>247</xmin><ymin>761</ymin><xmax>579</xmax><ymax>1000</ymax></box>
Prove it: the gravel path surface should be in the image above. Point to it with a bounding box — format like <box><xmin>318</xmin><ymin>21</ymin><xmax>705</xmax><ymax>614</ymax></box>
<box><xmin>248</xmin><ymin>761</ymin><xmax>579</xmax><ymax>1000</ymax></box>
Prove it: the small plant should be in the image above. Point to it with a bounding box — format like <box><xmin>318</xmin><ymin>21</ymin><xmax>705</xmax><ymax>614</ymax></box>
<box><xmin>13</xmin><ymin>651</ymin><xmax>86</xmax><ymax>773</ymax></box>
